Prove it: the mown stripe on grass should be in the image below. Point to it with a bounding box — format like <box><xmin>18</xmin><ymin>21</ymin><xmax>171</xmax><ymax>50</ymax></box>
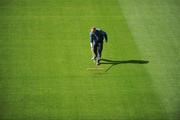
<box><xmin>119</xmin><ymin>0</ymin><xmax>180</xmax><ymax>119</ymax></box>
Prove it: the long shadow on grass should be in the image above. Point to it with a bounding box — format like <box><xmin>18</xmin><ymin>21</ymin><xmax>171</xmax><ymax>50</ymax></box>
<box><xmin>100</xmin><ymin>59</ymin><xmax>149</xmax><ymax>72</ymax></box>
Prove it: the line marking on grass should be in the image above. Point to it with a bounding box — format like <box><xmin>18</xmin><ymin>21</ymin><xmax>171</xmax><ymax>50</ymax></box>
<box><xmin>87</xmin><ymin>68</ymin><xmax>105</xmax><ymax>70</ymax></box>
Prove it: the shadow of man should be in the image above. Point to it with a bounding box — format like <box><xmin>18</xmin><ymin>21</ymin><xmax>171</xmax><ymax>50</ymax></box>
<box><xmin>100</xmin><ymin>59</ymin><xmax>149</xmax><ymax>64</ymax></box>
<box><xmin>100</xmin><ymin>59</ymin><xmax>149</xmax><ymax>72</ymax></box>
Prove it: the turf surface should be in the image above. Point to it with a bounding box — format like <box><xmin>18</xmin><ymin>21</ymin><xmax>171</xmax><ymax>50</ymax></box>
<box><xmin>0</xmin><ymin>0</ymin><xmax>179</xmax><ymax>120</ymax></box>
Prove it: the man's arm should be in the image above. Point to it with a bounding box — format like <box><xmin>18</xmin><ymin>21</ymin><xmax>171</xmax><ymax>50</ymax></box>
<box><xmin>102</xmin><ymin>31</ymin><xmax>108</xmax><ymax>42</ymax></box>
<box><xmin>90</xmin><ymin>32</ymin><xmax>93</xmax><ymax>47</ymax></box>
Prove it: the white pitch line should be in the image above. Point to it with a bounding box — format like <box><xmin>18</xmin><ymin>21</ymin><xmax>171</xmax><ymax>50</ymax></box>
<box><xmin>87</xmin><ymin>68</ymin><xmax>105</xmax><ymax>70</ymax></box>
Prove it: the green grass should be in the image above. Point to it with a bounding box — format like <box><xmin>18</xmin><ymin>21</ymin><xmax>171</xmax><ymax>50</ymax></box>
<box><xmin>0</xmin><ymin>0</ymin><xmax>179</xmax><ymax>120</ymax></box>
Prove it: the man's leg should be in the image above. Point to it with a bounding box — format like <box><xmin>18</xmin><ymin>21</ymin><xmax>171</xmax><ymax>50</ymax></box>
<box><xmin>97</xmin><ymin>42</ymin><xmax>103</xmax><ymax>59</ymax></box>
<box><xmin>96</xmin><ymin>42</ymin><xmax>103</xmax><ymax>65</ymax></box>
<box><xmin>99</xmin><ymin>42</ymin><xmax>103</xmax><ymax>58</ymax></box>
<box><xmin>92</xmin><ymin>44</ymin><xmax>97</xmax><ymax>60</ymax></box>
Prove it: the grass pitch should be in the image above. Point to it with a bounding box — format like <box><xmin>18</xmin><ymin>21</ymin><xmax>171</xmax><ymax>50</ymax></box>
<box><xmin>0</xmin><ymin>0</ymin><xmax>180</xmax><ymax>120</ymax></box>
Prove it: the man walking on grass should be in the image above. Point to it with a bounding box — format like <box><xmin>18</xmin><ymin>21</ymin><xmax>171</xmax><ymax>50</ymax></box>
<box><xmin>89</xmin><ymin>27</ymin><xmax>108</xmax><ymax>65</ymax></box>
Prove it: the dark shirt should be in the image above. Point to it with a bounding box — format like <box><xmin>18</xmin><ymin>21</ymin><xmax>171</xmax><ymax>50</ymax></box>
<box><xmin>90</xmin><ymin>29</ymin><xmax>108</xmax><ymax>43</ymax></box>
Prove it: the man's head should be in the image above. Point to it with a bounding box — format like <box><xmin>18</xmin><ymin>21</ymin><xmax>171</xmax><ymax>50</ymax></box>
<box><xmin>91</xmin><ymin>27</ymin><xmax>96</xmax><ymax>33</ymax></box>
